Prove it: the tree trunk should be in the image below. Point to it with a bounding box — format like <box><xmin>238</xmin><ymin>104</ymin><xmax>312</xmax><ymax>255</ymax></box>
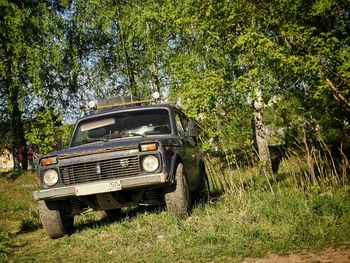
<box><xmin>115</xmin><ymin>5</ymin><xmax>138</xmax><ymax>98</ymax></box>
<box><xmin>151</xmin><ymin>61</ymin><xmax>161</xmax><ymax>94</ymax></box>
<box><xmin>9</xmin><ymin>85</ymin><xmax>28</xmax><ymax>171</ymax></box>
<box><xmin>122</xmin><ymin>43</ymin><xmax>137</xmax><ymax>98</ymax></box>
<box><xmin>6</xmin><ymin>54</ymin><xmax>28</xmax><ymax>171</ymax></box>
<box><xmin>326</xmin><ymin>78</ymin><xmax>350</xmax><ymax>112</ymax></box>
<box><xmin>146</xmin><ymin>22</ymin><xmax>161</xmax><ymax>95</ymax></box>
<box><xmin>253</xmin><ymin>85</ymin><xmax>272</xmax><ymax>175</ymax></box>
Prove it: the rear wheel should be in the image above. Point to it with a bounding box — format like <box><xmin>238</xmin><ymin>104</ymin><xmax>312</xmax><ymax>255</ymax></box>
<box><xmin>38</xmin><ymin>201</ymin><xmax>73</xmax><ymax>239</ymax></box>
<box><xmin>165</xmin><ymin>163</ymin><xmax>191</xmax><ymax>219</ymax></box>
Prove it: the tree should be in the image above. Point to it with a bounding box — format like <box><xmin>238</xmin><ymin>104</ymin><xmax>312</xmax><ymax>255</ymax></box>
<box><xmin>162</xmin><ymin>0</ymin><xmax>350</xmax><ymax>172</ymax></box>
<box><xmin>25</xmin><ymin>108</ymin><xmax>73</xmax><ymax>154</ymax></box>
<box><xmin>256</xmin><ymin>0</ymin><xmax>350</xmax><ymax>151</ymax></box>
<box><xmin>0</xmin><ymin>0</ymin><xmax>78</xmax><ymax>170</ymax></box>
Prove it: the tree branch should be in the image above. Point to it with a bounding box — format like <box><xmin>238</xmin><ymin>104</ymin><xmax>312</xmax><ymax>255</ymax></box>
<box><xmin>326</xmin><ymin>78</ymin><xmax>350</xmax><ymax>112</ymax></box>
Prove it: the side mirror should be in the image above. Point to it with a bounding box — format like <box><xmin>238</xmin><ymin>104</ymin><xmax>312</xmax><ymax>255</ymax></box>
<box><xmin>186</xmin><ymin>121</ymin><xmax>199</xmax><ymax>137</ymax></box>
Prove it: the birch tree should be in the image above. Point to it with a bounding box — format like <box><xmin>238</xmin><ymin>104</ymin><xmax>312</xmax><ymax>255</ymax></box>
<box><xmin>0</xmin><ymin>0</ymin><xmax>77</xmax><ymax>170</ymax></box>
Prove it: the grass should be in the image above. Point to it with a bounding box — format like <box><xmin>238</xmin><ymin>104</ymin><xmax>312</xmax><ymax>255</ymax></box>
<box><xmin>1</xmin><ymin>165</ymin><xmax>350</xmax><ymax>262</ymax></box>
<box><xmin>0</xmin><ymin>171</ymin><xmax>41</xmax><ymax>235</ymax></box>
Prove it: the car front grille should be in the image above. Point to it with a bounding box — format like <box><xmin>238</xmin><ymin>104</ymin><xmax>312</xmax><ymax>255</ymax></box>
<box><xmin>59</xmin><ymin>156</ymin><xmax>139</xmax><ymax>186</ymax></box>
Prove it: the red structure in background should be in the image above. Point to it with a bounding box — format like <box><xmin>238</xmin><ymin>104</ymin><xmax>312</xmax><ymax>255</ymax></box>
<box><xmin>0</xmin><ymin>145</ymin><xmax>36</xmax><ymax>171</ymax></box>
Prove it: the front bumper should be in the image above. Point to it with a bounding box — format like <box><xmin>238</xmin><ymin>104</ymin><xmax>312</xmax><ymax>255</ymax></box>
<box><xmin>33</xmin><ymin>173</ymin><xmax>167</xmax><ymax>201</ymax></box>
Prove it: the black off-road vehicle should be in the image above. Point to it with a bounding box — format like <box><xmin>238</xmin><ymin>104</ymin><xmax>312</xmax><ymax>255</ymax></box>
<box><xmin>33</xmin><ymin>97</ymin><xmax>209</xmax><ymax>239</ymax></box>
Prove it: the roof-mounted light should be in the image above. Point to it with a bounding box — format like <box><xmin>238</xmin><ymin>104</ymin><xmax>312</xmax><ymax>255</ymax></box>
<box><xmin>152</xmin><ymin>91</ymin><xmax>160</xmax><ymax>100</ymax></box>
<box><xmin>88</xmin><ymin>100</ymin><xmax>97</xmax><ymax>109</ymax></box>
<box><xmin>80</xmin><ymin>94</ymin><xmax>162</xmax><ymax>117</ymax></box>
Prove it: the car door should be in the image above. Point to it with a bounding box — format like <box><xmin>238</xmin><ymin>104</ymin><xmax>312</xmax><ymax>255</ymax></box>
<box><xmin>174</xmin><ymin>110</ymin><xmax>200</xmax><ymax>189</ymax></box>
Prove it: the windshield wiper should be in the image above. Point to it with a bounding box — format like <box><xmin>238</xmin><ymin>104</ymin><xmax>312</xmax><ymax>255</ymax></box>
<box><xmin>89</xmin><ymin>133</ymin><xmax>121</xmax><ymax>143</ymax></box>
<box><xmin>120</xmin><ymin>132</ymin><xmax>146</xmax><ymax>138</ymax></box>
<box><xmin>88</xmin><ymin>137</ymin><xmax>110</xmax><ymax>143</ymax></box>
<box><xmin>89</xmin><ymin>132</ymin><xmax>145</xmax><ymax>143</ymax></box>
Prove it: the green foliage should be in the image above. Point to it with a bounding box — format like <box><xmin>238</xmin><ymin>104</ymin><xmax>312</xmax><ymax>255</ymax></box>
<box><xmin>0</xmin><ymin>0</ymin><xmax>348</xmax><ymax>188</ymax></box>
<box><xmin>0</xmin><ymin>118</ymin><xmax>11</xmax><ymax>148</ymax></box>
<box><xmin>25</xmin><ymin>109</ymin><xmax>60</xmax><ymax>154</ymax></box>
<box><xmin>2</xmin><ymin>0</ymin><xmax>348</xmax><ymax>166</ymax></box>
<box><xmin>0</xmin><ymin>1</ymin><xmax>81</xmax><ymax>170</ymax></box>
<box><xmin>25</xmin><ymin>109</ymin><xmax>73</xmax><ymax>154</ymax></box>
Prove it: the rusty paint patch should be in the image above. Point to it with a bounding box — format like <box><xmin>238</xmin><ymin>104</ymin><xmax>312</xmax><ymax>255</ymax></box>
<box><xmin>59</xmin><ymin>144</ymin><xmax>139</xmax><ymax>159</ymax></box>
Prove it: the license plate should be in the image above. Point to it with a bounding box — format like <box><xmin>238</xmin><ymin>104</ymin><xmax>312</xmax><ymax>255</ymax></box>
<box><xmin>109</xmin><ymin>180</ymin><xmax>122</xmax><ymax>191</ymax></box>
<box><xmin>76</xmin><ymin>179</ymin><xmax>122</xmax><ymax>196</ymax></box>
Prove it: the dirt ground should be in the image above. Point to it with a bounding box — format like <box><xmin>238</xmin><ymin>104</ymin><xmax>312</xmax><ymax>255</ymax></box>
<box><xmin>243</xmin><ymin>246</ymin><xmax>350</xmax><ymax>263</ymax></box>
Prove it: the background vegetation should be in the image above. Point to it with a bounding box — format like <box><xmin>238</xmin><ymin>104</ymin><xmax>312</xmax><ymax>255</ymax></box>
<box><xmin>0</xmin><ymin>0</ymin><xmax>349</xmax><ymax>171</ymax></box>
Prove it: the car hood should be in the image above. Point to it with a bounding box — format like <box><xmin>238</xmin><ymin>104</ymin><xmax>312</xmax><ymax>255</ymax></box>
<box><xmin>41</xmin><ymin>136</ymin><xmax>180</xmax><ymax>160</ymax></box>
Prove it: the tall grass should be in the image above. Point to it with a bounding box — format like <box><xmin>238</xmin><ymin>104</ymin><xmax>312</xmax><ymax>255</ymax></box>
<box><xmin>205</xmin><ymin>138</ymin><xmax>350</xmax><ymax>196</ymax></box>
<box><xmin>282</xmin><ymin>140</ymin><xmax>349</xmax><ymax>190</ymax></box>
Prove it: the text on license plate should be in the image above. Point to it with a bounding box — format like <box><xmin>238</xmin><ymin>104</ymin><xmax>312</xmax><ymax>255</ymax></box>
<box><xmin>109</xmin><ymin>180</ymin><xmax>122</xmax><ymax>191</ymax></box>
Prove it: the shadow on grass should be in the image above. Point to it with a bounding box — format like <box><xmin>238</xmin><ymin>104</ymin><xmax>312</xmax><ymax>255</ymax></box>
<box><xmin>0</xmin><ymin>170</ymin><xmax>22</xmax><ymax>180</ymax></box>
<box><xmin>72</xmin><ymin>195</ymin><xmax>221</xmax><ymax>234</ymax></box>
<box><xmin>18</xmin><ymin>219</ymin><xmax>41</xmax><ymax>234</ymax></box>
<box><xmin>73</xmin><ymin>205</ymin><xmax>166</xmax><ymax>233</ymax></box>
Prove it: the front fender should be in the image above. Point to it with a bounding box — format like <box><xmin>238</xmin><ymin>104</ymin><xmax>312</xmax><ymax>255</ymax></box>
<box><xmin>168</xmin><ymin>152</ymin><xmax>181</xmax><ymax>182</ymax></box>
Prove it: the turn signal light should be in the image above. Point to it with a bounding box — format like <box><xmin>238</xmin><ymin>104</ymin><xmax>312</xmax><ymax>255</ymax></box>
<box><xmin>41</xmin><ymin>157</ymin><xmax>58</xmax><ymax>166</ymax></box>
<box><xmin>140</xmin><ymin>143</ymin><xmax>158</xmax><ymax>152</ymax></box>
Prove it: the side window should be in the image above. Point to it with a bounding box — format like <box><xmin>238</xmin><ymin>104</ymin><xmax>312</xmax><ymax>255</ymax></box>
<box><xmin>175</xmin><ymin>110</ymin><xmax>197</xmax><ymax>145</ymax></box>
<box><xmin>175</xmin><ymin>112</ymin><xmax>185</xmax><ymax>137</ymax></box>
<box><xmin>181</xmin><ymin>115</ymin><xmax>189</xmax><ymax>132</ymax></box>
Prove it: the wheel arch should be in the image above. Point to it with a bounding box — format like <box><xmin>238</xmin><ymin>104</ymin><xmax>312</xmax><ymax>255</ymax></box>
<box><xmin>169</xmin><ymin>152</ymin><xmax>184</xmax><ymax>181</ymax></box>
<box><xmin>199</xmin><ymin>159</ymin><xmax>206</xmax><ymax>173</ymax></box>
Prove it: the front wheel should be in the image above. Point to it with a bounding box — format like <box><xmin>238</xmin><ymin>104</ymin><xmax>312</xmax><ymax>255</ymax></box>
<box><xmin>165</xmin><ymin>163</ymin><xmax>191</xmax><ymax>219</ymax></box>
<box><xmin>38</xmin><ymin>201</ymin><xmax>73</xmax><ymax>239</ymax></box>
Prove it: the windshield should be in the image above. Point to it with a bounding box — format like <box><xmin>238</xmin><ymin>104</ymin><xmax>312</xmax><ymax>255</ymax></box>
<box><xmin>70</xmin><ymin>109</ymin><xmax>171</xmax><ymax>147</ymax></box>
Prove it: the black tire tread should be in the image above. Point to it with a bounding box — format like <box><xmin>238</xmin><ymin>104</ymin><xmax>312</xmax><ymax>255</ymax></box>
<box><xmin>38</xmin><ymin>200</ymin><xmax>73</xmax><ymax>239</ymax></box>
<box><xmin>165</xmin><ymin>163</ymin><xmax>191</xmax><ymax>219</ymax></box>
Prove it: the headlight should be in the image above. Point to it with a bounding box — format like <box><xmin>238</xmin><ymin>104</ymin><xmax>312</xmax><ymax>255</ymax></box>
<box><xmin>142</xmin><ymin>155</ymin><xmax>159</xmax><ymax>173</ymax></box>
<box><xmin>42</xmin><ymin>169</ymin><xmax>59</xmax><ymax>186</ymax></box>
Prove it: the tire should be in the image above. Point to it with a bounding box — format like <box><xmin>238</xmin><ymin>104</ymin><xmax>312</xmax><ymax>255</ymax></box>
<box><xmin>103</xmin><ymin>208</ymin><xmax>122</xmax><ymax>222</ymax></box>
<box><xmin>196</xmin><ymin>168</ymin><xmax>210</xmax><ymax>204</ymax></box>
<box><xmin>38</xmin><ymin>201</ymin><xmax>73</xmax><ymax>239</ymax></box>
<box><xmin>165</xmin><ymin>163</ymin><xmax>191</xmax><ymax>219</ymax></box>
